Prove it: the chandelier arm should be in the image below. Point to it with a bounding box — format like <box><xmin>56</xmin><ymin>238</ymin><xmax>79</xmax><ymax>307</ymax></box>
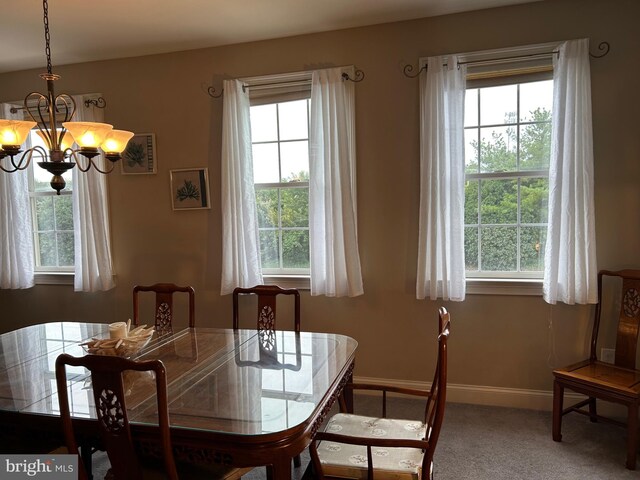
<box><xmin>88</xmin><ymin>158</ymin><xmax>116</xmax><ymax>175</ymax></box>
<box><xmin>67</xmin><ymin>150</ymin><xmax>90</xmax><ymax>172</ymax></box>
<box><xmin>0</xmin><ymin>149</ymin><xmax>35</xmax><ymax>172</ymax></box>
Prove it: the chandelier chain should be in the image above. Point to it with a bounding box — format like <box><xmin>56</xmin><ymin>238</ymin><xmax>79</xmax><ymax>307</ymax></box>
<box><xmin>42</xmin><ymin>0</ymin><xmax>52</xmax><ymax>75</ymax></box>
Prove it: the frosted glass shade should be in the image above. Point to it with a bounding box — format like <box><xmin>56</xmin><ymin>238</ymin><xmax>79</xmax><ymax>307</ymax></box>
<box><xmin>36</xmin><ymin>129</ymin><xmax>74</xmax><ymax>151</ymax></box>
<box><xmin>62</xmin><ymin>122</ymin><xmax>113</xmax><ymax>148</ymax></box>
<box><xmin>0</xmin><ymin>120</ymin><xmax>37</xmax><ymax>147</ymax></box>
<box><xmin>101</xmin><ymin>130</ymin><xmax>134</xmax><ymax>153</ymax></box>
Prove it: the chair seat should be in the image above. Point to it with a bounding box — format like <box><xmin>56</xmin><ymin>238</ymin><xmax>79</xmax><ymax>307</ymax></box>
<box><xmin>316</xmin><ymin>413</ymin><xmax>427</xmax><ymax>480</ymax></box>
<box><xmin>554</xmin><ymin>359</ymin><xmax>640</xmax><ymax>398</ymax></box>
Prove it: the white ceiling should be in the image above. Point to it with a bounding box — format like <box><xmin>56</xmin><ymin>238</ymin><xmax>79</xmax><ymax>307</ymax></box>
<box><xmin>0</xmin><ymin>0</ymin><xmax>539</xmax><ymax>74</ymax></box>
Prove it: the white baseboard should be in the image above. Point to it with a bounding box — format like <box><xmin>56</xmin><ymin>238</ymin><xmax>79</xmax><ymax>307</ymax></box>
<box><xmin>353</xmin><ymin>376</ymin><xmax>625</xmax><ymax>418</ymax></box>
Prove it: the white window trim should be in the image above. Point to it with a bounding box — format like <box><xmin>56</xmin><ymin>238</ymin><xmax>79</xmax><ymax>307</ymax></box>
<box><xmin>461</xmin><ymin>42</ymin><xmax>555</xmax><ymax>290</ymax></box>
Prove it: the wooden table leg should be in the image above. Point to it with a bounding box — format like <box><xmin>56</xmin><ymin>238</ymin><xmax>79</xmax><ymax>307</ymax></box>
<box><xmin>343</xmin><ymin>367</ymin><xmax>354</xmax><ymax>413</ymax></box>
<box><xmin>269</xmin><ymin>456</ymin><xmax>293</xmax><ymax>480</ymax></box>
<box><xmin>552</xmin><ymin>380</ymin><xmax>563</xmax><ymax>442</ymax></box>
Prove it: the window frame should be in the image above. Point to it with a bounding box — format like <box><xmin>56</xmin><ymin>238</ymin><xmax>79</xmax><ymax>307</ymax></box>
<box><xmin>26</xmin><ymin>129</ymin><xmax>75</xmax><ymax>274</ymax></box>
<box><xmin>458</xmin><ymin>44</ymin><xmax>556</xmax><ymax>291</ymax></box>
<box><xmin>245</xmin><ymin>72</ymin><xmax>313</xmax><ymax>282</ymax></box>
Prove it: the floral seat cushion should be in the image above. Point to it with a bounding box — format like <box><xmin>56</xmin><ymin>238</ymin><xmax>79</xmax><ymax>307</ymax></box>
<box><xmin>316</xmin><ymin>413</ymin><xmax>427</xmax><ymax>480</ymax></box>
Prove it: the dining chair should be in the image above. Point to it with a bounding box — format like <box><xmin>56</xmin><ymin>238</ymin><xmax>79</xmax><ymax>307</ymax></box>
<box><xmin>133</xmin><ymin>283</ymin><xmax>195</xmax><ymax>335</ymax></box>
<box><xmin>553</xmin><ymin>269</ymin><xmax>640</xmax><ymax>470</ymax></box>
<box><xmin>232</xmin><ymin>285</ymin><xmax>301</xmax><ymax>333</ymax></box>
<box><xmin>309</xmin><ymin>307</ymin><xmax>451</xmax><ymax>480</ymax></box>
<box><xmin>232</xmin><ymin>284</ymin><xmax>302</xmax><ymax>471</ymax></box>
<box><xmin>55</xmin><ymin>353</ymin><xmax>251</xmax><ymax>480</ymax></box>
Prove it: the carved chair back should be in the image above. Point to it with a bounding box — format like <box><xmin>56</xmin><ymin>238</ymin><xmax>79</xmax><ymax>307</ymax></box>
<box><xmin>133</xmin><ymin>283</ymin><xmax>195</xmax><ymax>335</ymax></box>
<box><xmin>591</xmin><ymin>270</ymin><xmax>640</xmax><ymax>368</ymax></box>
<box><xmin>55</xmin><ymin>353</ymin><xmax>178</xmax><ymax>480</ymax></box>
<box><xmin>232</xmin><ymin>285</ymin><xmax>301</xmax><ymax>333</ymax></box>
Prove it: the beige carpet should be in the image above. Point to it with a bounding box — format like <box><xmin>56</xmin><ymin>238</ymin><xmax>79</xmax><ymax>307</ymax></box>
<box><xmin>92</xmin><ymin>397</ymin><xmax>638</xmax><ymax>479</ymax></box>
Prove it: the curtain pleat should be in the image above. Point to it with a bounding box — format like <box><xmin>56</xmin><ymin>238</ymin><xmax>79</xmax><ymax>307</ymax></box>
<box><xmin>543</xmin><ymin>39</ymin><xmax>597</xmax><ymax>305</ymax></box>
<box><xmin>309</xmin><ymin>67</ymin><xmax>364</xmax><ymax>297</ymax></box>
<box><xmin>0</xmin><ymin>104</ymin><xmax>34</xmax><ymax>289</ymax></box>
<box><xmin>416</xmin><ymin>56</ymin><xmax>467</xmax><ymax>301</ymax></box>
<box><xmin>220</xmin><ymin>79</ymin><xmax>263</xmax><ymax>295</ymax></box>
<box><xmin>72</xmin><ymin>95</ymin><xmax>115</xmax><ymax>292</ymax></box>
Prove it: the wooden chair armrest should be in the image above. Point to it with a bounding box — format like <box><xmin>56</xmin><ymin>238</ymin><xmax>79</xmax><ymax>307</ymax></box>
<box><xmin>346</xmin><ymin>382</ymin><xmax>431</xmax><ymax>398</ymax></box>
<box><xmin>341</xmin><ymin>383</ymin><xmax>431</xmax><ymax>417</ymax></box>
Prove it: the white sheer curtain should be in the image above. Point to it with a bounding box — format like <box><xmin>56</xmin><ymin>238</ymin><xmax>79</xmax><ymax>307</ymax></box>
<box><xmin>543</xmin><ymin>39</ymin><xmax>597</xmax><ymax>305</ymax></box>
<box><xmin>220</xmin><ymin>79</ymin><xmax>263</xmax><ymax>295</ymax></box>
<box><xmin>416</xmin><ymin>56</ymin><xmax>467</xmax><ymax>301</ymax></box>
<box><xmin>309</xmin><ymin>66</ymin><xmax>363</xmax><ymax>297</ymax></box>
<box><xmin>0</xmin><ymin>104</ymin><xmax>34</xmax><ymax>289</ymax></box>
<box><xmin>71</xmin><ymin>95</ymin><xmax>115</xmax><ymax>292</ymax></box>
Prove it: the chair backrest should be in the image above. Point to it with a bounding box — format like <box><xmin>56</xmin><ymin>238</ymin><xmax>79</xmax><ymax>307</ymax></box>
<box><xmin>422</xmin><ymin>306</ymin><xmax>450</xmax><ymax>471</ymax></box>
<box><xmin>591</xmin><ymin>269</ymin><xmax>640</xmax><ymax>369</ymax></box>
<box><xmin>55</xmin><ymin>353</ymin><xmax>178</xmax><ymax>480</ymax></box>
<box><xmin>232</xmin><ymin>285</ymin><xmax>301</xmax><ymax>333</ymax></box>
<box><xmin>133</xmin><ymin>283</ymin><xmax>195</xmax><ymax>334</ymax></box>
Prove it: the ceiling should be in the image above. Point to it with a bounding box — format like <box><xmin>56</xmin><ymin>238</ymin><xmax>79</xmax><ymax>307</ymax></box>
<box><xmin>0</xmin><ymin>0</ymin><xmax>539</xmax><ymax>74</ymax></box>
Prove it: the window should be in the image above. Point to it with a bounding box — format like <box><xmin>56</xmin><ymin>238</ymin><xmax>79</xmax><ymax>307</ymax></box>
<box><xmin>27</xmin><ymin>129</ymin><xmax>75</xmax><ymax>272</ymax></box>
<box><xmin>250</xmin><ymin>98</ymin><xmax>310</xmax><ymax>276</ymax></box>
<box><xmin>464</xmin><ymin>77</ymin><xmax>553</xmax><ymax>279</ymax></box>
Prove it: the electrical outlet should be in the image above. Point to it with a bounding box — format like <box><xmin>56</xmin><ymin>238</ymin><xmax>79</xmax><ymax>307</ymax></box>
<box><xmin>600</xmin><ymin>347</ymin><xmax>615</xmax><ymax>364</ymax></box>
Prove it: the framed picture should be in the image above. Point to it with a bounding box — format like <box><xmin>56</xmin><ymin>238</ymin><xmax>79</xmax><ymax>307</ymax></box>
<box><xmin>170</xmin><ymin>168</ymin><xmax>211</xmax><ymax>210</ymax></box>
<box><xmin>120</xmin><ymin>133</ymin><xmax>157</xmax><ymax>174</ymax></box>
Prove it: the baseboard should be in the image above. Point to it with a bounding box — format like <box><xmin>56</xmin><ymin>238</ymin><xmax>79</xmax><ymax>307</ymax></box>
<box><xmin>353</xmin><ymin>376</ymin><xmax>625</xmax><ymax>418</ymax></box>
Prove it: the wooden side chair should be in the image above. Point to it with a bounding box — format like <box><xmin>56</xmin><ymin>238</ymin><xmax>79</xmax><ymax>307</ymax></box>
<box><xmin>55</xmin><ymin>353</ymin><xmax>250</xmax><ymax>480</ymax></box>
<box><xmin>309</xmin><ymin>307</ymin><xmax>451</xmax><ymax>480</ymax></box>
<box><xmin>133</xmin><ymin>283</ymin><xmax>195</xmax><ymax>335</ymax></box>
<box><xmin>232</xmin><ymin>285</ymin><xmax>301</xmax><ymax>333</ymax></box>
<box><xmin>553</xmin><ymin>269</ymin><xmax>640</xmax><ymax>470</ymax></box>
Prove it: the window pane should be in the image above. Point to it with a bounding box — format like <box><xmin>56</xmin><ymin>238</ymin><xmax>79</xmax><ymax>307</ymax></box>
<box><xmin>252</xmin><ymin>143</ymin><xmax>279</xmax><ymax>183</ymax></box>
<box><xmin>520</xmin><ymin>178</ymin><xmax>548</xmax><ymax>224</ymax></box>
<box><xmin>480</xmin><ymin>179</ymin><xmax>517</xmax><ymax>224</ymax></box>
<box><xmin>464</xmin><ymin>129</ymin><xmax>479</xmax><ymax>174</ymax></box>
<box><xmin>519</xmin><ymin>121</ymin><xmax>551</xmax><ymax>170</ymax></box>
<box><xmin>259</xmin><ymin>230</ymin><xmax>279</xmax><ymax>269</ymax></box>
<box><xmin>57</xmin><ymin>232</ymin><xmax>74</xmax><ymax>266</ymax></box>
<box><xmin>282</xmin><ymin>230</ymin><xmax>309</xmax><ymax>269</ymax></box>
<box><xmin>480</xmin><ymin>226</ymin><xmax>517</xmax><ymax>271</ymax></box>
<box><xmin>480</xmin><ymin>85</ymin><xmax>517</xmax><ymax>125</ymax></box>
<box><xmin>480</xmin><ymin>126</ymin><xmax>517</xmax><ymax>173</ymax></box>
<box><xmin>465</xmin><ymin>226</ymin><xmax>478</xmax><ymax>271</ymax></box>
<box><xmin>280</xmin><ymin>141</ymin><xmax>308</xmax><ymax>182</ymax></box>
<box><xmin>54</xmin><ymin>195</ymin><xmax>73</xmax><ymax>230</ymax></box>
<box><xmin>465</xmin><ymin>88</ymin><xmax>478</xmax><ymax>127</ymax></box>
<box><xmin>519</xmin><ymin>80</ymin><xmax>553</xmax><ymax>122</ymax></box>
<box><xmin>281</xmin><ymin>187</ymin><xmax>308</xmax><ymax>228</ymax></box>
<box><xmin>520</xmin><ymin>226</ymin><xmax>546</xmax><ymax>271</ymax></box>
<box><xmin>35</xmin><ymin>197</ymin><xmax>55</xmax><ymax>230</ymax></box>
<box><xmin>250</xmin><ymin>104</ymin><xmax>278</xmax><ymax>142</ymax></box>
<box><xmin>256</xmin><ymin>188</ymin><xmax>278</xmax><ymax>228</ymax></box>
<box><xmin>464</xmin><ymin>179</ymin><xmax>478</xmax><ymax>224</ymax></box>
<box><xmin>278</xmin><ymin>100</ymin><xmax>308</xmax><ymax>140</ymax></box>
<box><xmin>38</xmin><ymin>232</ymin><xmax>57</xmax><ymax>266</ymax></box>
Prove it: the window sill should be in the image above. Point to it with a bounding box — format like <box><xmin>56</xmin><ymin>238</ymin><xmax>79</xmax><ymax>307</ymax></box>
<box><xmin>263</xmin><ymin>275</ymin><xmax>310</xmax><ymax>290</ymax></box>
<box><xmin>34</xmin><ymin>272</ymin><xmax>74</xmax><ymax>286</ymax></box>
<box><xmin>466</xmin><ymin>278</ymin><xmax>542</xmax><ymax>296</ymax></box>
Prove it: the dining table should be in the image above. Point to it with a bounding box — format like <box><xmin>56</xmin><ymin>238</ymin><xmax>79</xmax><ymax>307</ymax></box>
<box><xmin>0</xmin><ymin>322</ymin><xmax>357</xmax><ymax>480</ymax></box>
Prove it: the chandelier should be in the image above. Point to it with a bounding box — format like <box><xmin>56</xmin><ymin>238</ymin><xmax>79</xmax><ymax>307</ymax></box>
<box><xmin>0</xmin><ymin>0</ymin><xmax>133</xmax><ymax>194</ymax></box>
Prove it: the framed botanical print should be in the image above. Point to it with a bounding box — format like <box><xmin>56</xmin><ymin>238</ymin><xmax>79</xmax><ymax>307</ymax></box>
<box><xmin>169</xmin><ymin>168</ymin><xmax>211</xmax><ymax>210</ymax></box>
<box><xmin>121</xmin><ymin>133</ymin><xmax>157</xmax><ymax>174</ymax></box>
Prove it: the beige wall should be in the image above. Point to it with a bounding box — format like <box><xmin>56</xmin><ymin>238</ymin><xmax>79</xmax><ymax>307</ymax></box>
<box><xmin>0</xmin><ymin>0</ymin><xmax>638</xmax><ymax>400</ymax></box>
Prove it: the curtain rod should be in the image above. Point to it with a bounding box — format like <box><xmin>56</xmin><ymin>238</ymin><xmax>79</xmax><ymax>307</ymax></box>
<box><xmin>207</xmin><ymin>69</ymin><xmax>365</xmax><ymax>99</ymax></box>
<box><xmin>403</xmin><ymin>41</ymin><xmax>610</xmax><ymax>78</ymax></box>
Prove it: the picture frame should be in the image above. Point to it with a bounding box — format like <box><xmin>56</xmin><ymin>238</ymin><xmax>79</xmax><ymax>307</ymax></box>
<box><xmin>120</xmin><ymin>133</ymin><xmax>157</xmax><ymax>174</ymax></box>
<box><xmin>170</xmin><ymin>168</ymin><xmax>211</xmax><ymax>210</ymax></box>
